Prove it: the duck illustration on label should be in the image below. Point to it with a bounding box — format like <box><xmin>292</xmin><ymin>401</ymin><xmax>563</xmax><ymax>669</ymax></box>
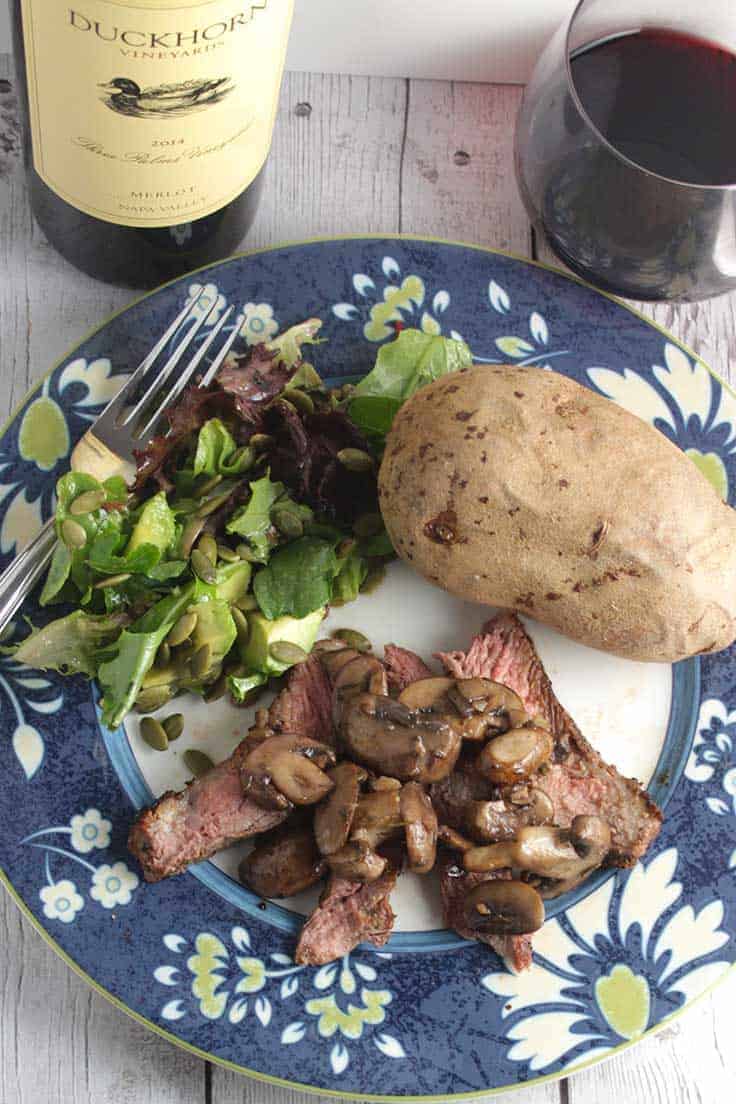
<box><xmin>99</xmin><ymin>76</ymin><xmax>235</xmax><ymax>118</ymax></box>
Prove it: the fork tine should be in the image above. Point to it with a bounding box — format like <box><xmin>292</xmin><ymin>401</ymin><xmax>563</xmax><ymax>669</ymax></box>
<box><xmin>102</xmin><ymin>289</ymin><xmax>207</xmax><ymax>422</ymax></box>
<box><xmin>135</xmin><ymin>306</ymin><xmax>235</xmax><ymax>440</ymax></box>
<box><xmin>198</xmin><ymin>312</ymin><xmax>245</xmax><ymax>389</ymax></box>
<box><xmin>119</xmin><ymin>294</ymin><xmax>215</xmax><ymax>428</ymax></box>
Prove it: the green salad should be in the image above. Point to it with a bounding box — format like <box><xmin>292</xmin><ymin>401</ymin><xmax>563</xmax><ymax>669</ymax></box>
<box><xmin>14</xmin><ymin>321</ymin><xmax>471</xmax><ymax>729</ymax></box>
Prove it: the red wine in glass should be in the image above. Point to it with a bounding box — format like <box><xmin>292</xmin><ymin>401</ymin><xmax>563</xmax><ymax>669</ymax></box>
<box><xmin>516</xmin><ymin>2</ymin><xmax>736</xmax><ymax>301</ymax></box>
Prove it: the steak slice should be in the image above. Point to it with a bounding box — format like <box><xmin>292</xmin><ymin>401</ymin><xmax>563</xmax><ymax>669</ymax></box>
<box><xmin>295</xmin><ymin>870</ymin><xmax>397</xmax><ymax>965</ymax></box>
<box><xmin>436</xmin><ymin>612</ymin><xmax>662</xmax><ymax>865</ymax></box>
<box><xmin>128</xmin><ymin>740</ymin><xmax>286</xmax><ymax>882</ymax></box>
<box><xmin>383</xmin><ymin>644</ymin><xmax>433</xmax><ymax>692</ymax></box>
<box><xmin>268</xmin><ymin>654</ymin><xmax>334</xmax><ymax>745</ymax></box>
<box><xmin>128</xmin><ymin>657</ymin><xmax>333</xmax><ymax>882</ymax></box>
<box><xmin>438</xmin><ymin>854</ymin><xmax>532</xmax><ymax>972</ymax></box>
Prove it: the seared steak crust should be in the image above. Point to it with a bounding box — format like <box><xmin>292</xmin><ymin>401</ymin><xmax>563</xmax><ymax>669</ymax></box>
<box><xmin>295</xmin><ymin>871</ymin><xmax>397</xmax><ymax>965</ymax></box>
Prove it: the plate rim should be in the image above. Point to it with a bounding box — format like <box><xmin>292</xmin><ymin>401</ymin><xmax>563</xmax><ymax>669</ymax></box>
<box><xmin>2</xmin><ymin>232</ymin><xmax>735</xmax><ymax>1099</ymax></box>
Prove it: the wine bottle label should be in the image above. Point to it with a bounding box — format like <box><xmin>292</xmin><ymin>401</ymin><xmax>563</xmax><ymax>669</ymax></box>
<box><xmin>18</xmin><ymin>0</ymin><xmax>293</xmax><ymax>227</ymax></box>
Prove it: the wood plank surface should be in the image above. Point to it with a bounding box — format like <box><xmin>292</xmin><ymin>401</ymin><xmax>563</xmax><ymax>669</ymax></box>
<box><xmin>1</xmin><ymin>50</ymin><xmax>735</xmax><ymax>1104</ymax></box>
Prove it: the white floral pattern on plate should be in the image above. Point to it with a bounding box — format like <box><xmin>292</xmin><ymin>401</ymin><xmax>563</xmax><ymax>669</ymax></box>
<box><xmin>154</xmin><ymin>925</ymin><xmax>406</xmax><ymax>1077</ymax></box>
<box><xmin>482</xmin><ymin>848</ymin><xmax>730</xmax><ymax>1073</ymax></box>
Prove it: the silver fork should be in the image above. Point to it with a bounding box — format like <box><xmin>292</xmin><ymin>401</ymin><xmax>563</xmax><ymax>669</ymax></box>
<box><xmin>0</xmin><ymin>290</ymin><xmax>244</xmax><ymax>635</ymax></box>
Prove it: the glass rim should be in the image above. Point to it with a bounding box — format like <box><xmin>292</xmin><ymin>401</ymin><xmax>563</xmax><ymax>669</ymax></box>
<box><xmin>563</xmin><ymin>0</ymin><xmax>736</xmax><ymax>192</ymax></box>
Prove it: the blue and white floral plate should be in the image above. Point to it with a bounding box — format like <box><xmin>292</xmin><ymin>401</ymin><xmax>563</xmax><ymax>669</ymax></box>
<box><xmin>0</xmin><ymin>236</ymin><xmax>734</xmax><ymax>1100</ymax></box>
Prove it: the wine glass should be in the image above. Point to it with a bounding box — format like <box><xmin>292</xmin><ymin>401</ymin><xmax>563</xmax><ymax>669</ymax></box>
<box><xmin>515</xmin><ymin>0</ymin><xmax>736</xmax><ymax>301</ymax></box>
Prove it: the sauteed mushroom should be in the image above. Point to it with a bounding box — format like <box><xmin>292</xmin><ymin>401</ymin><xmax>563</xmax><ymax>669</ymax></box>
<box><xmin>398</xmin><ymin>677</ymin><xmax>529</xmax><ymax>742</ymax></box>
<box><xmin>463</xmin><ymin>816</ymin><xmax>611</xmax><ymax>895</ymax></box>
<box><xmin>476</xmin><ymin>725</ymin><xmax>554</xmax><ymax>785</ymax></box>
<box><xmin>314</xmin><ymin>762</ymin><xmax>366</xmax><ymax>855</ymax></box>
<box><xmin>438</xmin><ymin>824</ymin><xmax>475</xmax><ymax>852</ymax></box>
<box><xmin>326</xmin><ymin>840</ymin><xmax>387</xmax><ymax>882</ymax></box>
<box><xmin>463</xmin><ymin>879</ymin><xmax>545</xmax><ymax>935</ymax></box>
<box><xmin>239</xmin><ymin>825</ymin><xmax>325</xmax><ymax>899</ymax></box>
<box><xmin>400</xmin><ymin>782</ymin><xmax>438</xmax><ymax>873</ymax></box>
<box><xmin>241</xmin><ymin>734</ymin><xmax>336</xmax><ymax>810</ymax></box>
<box><xmin>339</xmin><ymin>693</ymin><xmax>462</xmax><ymax>783</ymax></box>
<box><xmin>351</xmin><ymin>787</ymin><xmax>403</xmax><ymax>848</ymax></box>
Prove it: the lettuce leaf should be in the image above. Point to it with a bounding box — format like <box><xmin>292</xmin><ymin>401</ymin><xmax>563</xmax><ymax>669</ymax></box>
<box><xmin>226</xmin><ymin>473</ymin><xmax>285</xmax><ymax>562</ymax></box>
<box><xmin>266</xmin><ymin>318</ymin><xmax>323</xmax><ymax>368</ymax></box>
<box><xmin>98</xmin><ymin>587</ymin><xmax>195</xmax><ymax>728</ymax></box>
<box><xmin>14</xmin><ymin>611</ymin><xmax>128</xmax><ymax>677</ymax></box>
<box><xmin>348</xmin><ymin>328</ymin><xmax>472</xmax><ymax>438</ymax></box>
<box><xmin>253</xmin><ymin>537</ymin><xmax>338</xmax><ymax>619</ymax></box>
<box><xmin>332</xmin><ymin>547</ymin><xmax>368</xmax><ymax>603</ymax></box>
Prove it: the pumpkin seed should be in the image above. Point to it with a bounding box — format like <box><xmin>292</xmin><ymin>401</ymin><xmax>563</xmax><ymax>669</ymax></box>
<box><xmin>140</xmin><ymin>716</ymin><xmax>168</xmax><ymax>751</ymax></box>
<box><xmin>337</xmin><ymin>447</ymin><xmax>373</xmax><ymax>473</ymax></box>
<box><xmin>333</xmin><ymin>628</ymin><xmax>372</xmax><ymax>653</ymax></box>
<box><xmin>360</xmin><ymin>565</ymin><xmax>386</xmax><ymax>594</ymax></box>
<box><xmin>197</xmin><ymin>474</ymin><xmax>222</xmax><ymax>498</ymax></box>
<box><xmin>228</xmin><ymin>445</ymin><xmax>255</xmax><ymax>471</ymax></box>
<box><xmin>272</xmin><ymin>507</ymin><xmax>304</xmax><ymax>539</ymax></box>
<box><xmin>191</xmin><ymin>643</ymin><xmax>212</xmax><ymax>679</ymax></box>
<box><xmin>191</xmin><ymin>548</ymin><xmax>218</xmax><ymax>585</ymax></box>
<box><xmin>196</xmin><ymin>532</ymin><xmax>218</xmax><ymax>565</ymax></box>
<box><xmin>167</xmin><ymin>610</ymin><xmax>198</xmax><ymax>647</ymax></box>
<box><xmin>180</xmin><ymin>516</ymin><xmax>204</xmax><ymax>558</ymax></box>
<box><xmin>231</xmin><ymin>606</ymin><xmax>250</xmax><ymax>644</ymax></box>
<box><xmin>226</xmin><ymin>661</ymin><xmax>248</xmax><ymax>678</ymax></box>
<box><xmin>353</xmin><ymin>512</ymin><xmax>383</xmax><ymax>538</ymax></box>
<box><xmin>174</xmin><ymin>641</ymin><xmax>196</xmax><ymax>663</ymax></box>
<box><xmin>234</xmin><ymin>593</ymin><xmax>258</xmax><ymax>611</ymax></box>
<box><xmin>249</xmin><ymin>433</ymin><xmax>273</xmax><ymax>452</ymax></box>
<box><xmin>269</xmin><ymin>640</ymin><xmax>308</xmax><ymax>666</ymax></box>
<box><xmin>69</xmin><ymin>489</ymin><xmax>105</xmax><ymax>515</ymax></box>
<box><xmin>196</xmin><ymin>490</ymin><xmax>232</xmax><ymax>519</ymax></box>
<box><xmin>285</xmin><ymin>388</ymin><xmax>314</xmax><ymax>415</ymax></box>
<box><xmin>155</xmin><ymin>642</ymin><xmax>171</xmax><ymax>668</ymax></box>
<box><xmin>162</xmin><ymin>713</ymin><xmax>184</xmax><ymax>741</ymax></box>
<box><xmin>184</xmin><ymin>749</ymin><xmax>214</xmax><ymax>778</ymax></box>
<box><xmin>92</xmin><ymin>572</ymin><xmax>131</xmax><ymax>589</ymax></box>
<box><xmin>217</xmin><ymin>543</ymin><xmax>239</xmax><ymax>563</ymax></box>
<box><xmin>203</xmin><ymin>674</ymin><xmax>228</xmax><ymax>703</ymax></box>
<box><xmin>236</xmin><ymin>543</ymin><xmax>260</xmax><ymax>562</ymax></box>
<box><xmin>61</xmin><ymin>518</ymin><xmax>87</xmax><ymax>549</ymax></box>
<box><xmin>135</xmin><ymin>685</ymin><xmax>174</xmax><ymax>713</ymax></box>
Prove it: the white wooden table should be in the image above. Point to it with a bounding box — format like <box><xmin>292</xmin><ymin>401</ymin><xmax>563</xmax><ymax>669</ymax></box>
<box><xmin>1</xmin><ymin>56</ymin><xmax>734</xmax><ymax>1104</ymax></box>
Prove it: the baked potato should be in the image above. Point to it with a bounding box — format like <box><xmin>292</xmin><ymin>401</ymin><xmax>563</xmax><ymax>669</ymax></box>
<box><xmin>378</xmin><ymin>364</ymin><xmax>736</xmax><ymax>662</ymax></box>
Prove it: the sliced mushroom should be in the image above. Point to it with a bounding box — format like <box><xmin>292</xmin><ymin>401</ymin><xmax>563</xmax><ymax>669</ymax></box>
<box><xmin>370</xmin><ymin>775</ymin><xmax>402</xmax><ymax>792</ymax></box>
<box><xmin>326</xmin><ymin>840</ymin><xmax>387</xmax><ymax>882</ymax></box>
<box><xmin>240</xmin><ymin>734</ymin><xmax>336</xmax><ymax>809</ymax></box>
<box><xmin>463</xmin><ymin>879</ymin><xmax>545</xmax><ymax>935</ymax></box>
<box><xmin>463</xmin><ymin>817</ymin><xmax>611</xmax><ymax>893</ymax></box>
<box><xmin>400</xmin><ymin>782</ymin><xmax>438</xmax><ymax>873</ymax></box>
<box><xmin>313</xmin><ymin>638</ymin><xmax>349</xmax><ymax>654</ymax></box>
<box><xmin>351</xmin><ymin>787</ymin><xmax>403</xmax><ymax>848</ymax></box>
<box><xmin>438</xmin><ymin>824</ymin><xmax>475</xmax><ymax>852</ymax></box>
<box><xmin>465</xmin><ymin>799</ymin><xmax>524</xmax><ymax>843</ymax></box>
<box><xmin>238</xmin><ymin>826</ymin><xmax>325</xmax><ymax>899</ymax></box>
<box><xmin>339</xmin><ymin>693</ymin><xmax>462</xmax><ymax>783</ymax></box>
<box><xmin>476</xmin><ymin>725</ymin><xmax>554</xmax><ymax>785</ymax></box>
<box><xmin>333</xmin><ymin>654</ymin><xmax>386</xmax><ymax>695</ymax></box>
<box><xmin>507</xmin><ymin>785</ymin><xmax>555</xmax><ymax>825</ymax></box>
<box><xmin>398</xmin><ymin>677</ymin><xmax>455</xmax><ymax>712</ymax></box>
<box><xmin>269</xmin><ymin>753</ymin><xmax>334</xmax><ymax>805</ymax></box>
<box><xmin>314</xmin><ymin>762</ymin><xmax>366</xmax><ymax>855</ymax></box>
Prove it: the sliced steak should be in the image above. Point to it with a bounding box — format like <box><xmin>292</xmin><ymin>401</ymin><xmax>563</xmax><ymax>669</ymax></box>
<box><xmin>128</xmin><ymin>740</ymin><xmax>286</xmax><ymax>882</ymax></box>
<box><xmin>438</xmin><ymin>854</ymin><xmax>532</xmax><ymax>972</ymax></box>
<box><xmin>295</xmin><ymin>870</ymin><xmax>397</xmax><ymax>965</ymax></box>
<box><xmin>431</xmin><ymin>756</ymin><xmax>526</xmax><ymax>842</ymax></box>
<box><xmin>129</xmin><ymin>657</ymin><xmax>333</xmax><ymax>881</ymax></box>
<box><xmin>268</xmin><ymin>654</ymin><xmax>334</xmax><ymax>745</ymax></box>
<box><xmin>383</xmin><ymin>644</ymin><xmax>433</xmax><ymax>691</ymax></box>
<box><xmin>436</xmin><ymin>612</ymin><xmax>662</xmax><ymax>865</ymax></box>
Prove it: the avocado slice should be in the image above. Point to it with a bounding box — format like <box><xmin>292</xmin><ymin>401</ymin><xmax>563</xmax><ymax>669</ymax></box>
<box><xmin>127</xmin><ymin>492</ymin><xmax>176</xmax><ymax>556</ymax></box>
<box><xmin>213</xmin><ymin>561</ymin><xmax>252</xmax><ymax>605</ymax></box>
<box><xmin>190</xmin><ymin>597</ymin><xmax>237</xmax><ymax>674</ymax></box>
<box><xmin>240</xmin><ymin>607</ymin><xmax>325</xmax><ymax>675</ymax></box>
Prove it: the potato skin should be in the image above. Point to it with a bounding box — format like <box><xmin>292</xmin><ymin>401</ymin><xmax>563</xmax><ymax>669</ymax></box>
<box><xmin>378</xmin><ymin>365</ymin><xmax>736</xmax><ymax>662</ymax></box>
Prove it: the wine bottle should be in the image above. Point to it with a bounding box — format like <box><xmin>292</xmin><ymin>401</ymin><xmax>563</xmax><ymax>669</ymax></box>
<box><xmin>10</xmin><ymin>0</ymin><xmax>294</xmax><ymax>287</ymax></box>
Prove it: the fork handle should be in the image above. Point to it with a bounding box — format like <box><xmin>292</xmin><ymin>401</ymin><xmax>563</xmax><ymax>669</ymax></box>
<box><xmin>0</xmin><ymin>519</ymin><xmax>57</xmax><ymax>637</ymax></box>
